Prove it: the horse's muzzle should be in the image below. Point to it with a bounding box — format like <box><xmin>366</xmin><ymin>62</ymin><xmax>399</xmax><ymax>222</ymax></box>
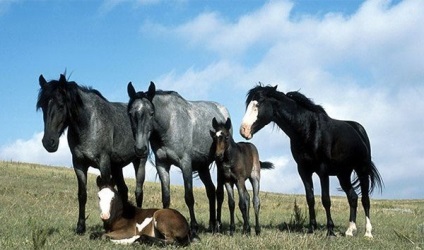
<box><xmin>239</xmin><ymin>124</ymin><xmax>252</xmax><ymax>140</ymax></box>
<box><xmin>42</xmin><ymin>136</ymin><xmax>59</xmax><ymax>152</ymax></box>
<box><xmin>134</xmin><ymin>145</ymin><xmax>148</xmax><ymax>158</ymax></box>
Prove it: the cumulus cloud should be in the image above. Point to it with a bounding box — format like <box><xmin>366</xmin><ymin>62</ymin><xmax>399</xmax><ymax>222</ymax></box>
<box><xmin>140</xmin><ymin>0</ymin><xmax>424</xmax><ymax>198</ymax></box>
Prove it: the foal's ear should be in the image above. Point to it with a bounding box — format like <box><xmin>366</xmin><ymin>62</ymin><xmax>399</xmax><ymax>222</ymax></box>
<box><xmin>127</xmin><ymin>82</ymin><xmax>136</xmax><ymax>99</ymax></box>
<box><xmin>147</xmin><ymin>81</ymin><xmax>156</xmax><ymax>101</ymax></box>
<box><xmin>96</xmin><ymin>176</ymin><xmax>105</xmax><ymax>188</ymax></box>
<box><xmin>39</xmin><ymin>74</ymin><xmax>47</xmax><ymax>88</ymax></box>
<box><xmin>225</xmin><ymin>118</ymin><xmax>232</xmax><ymax>130</ymax></box>
<box><xmin>272</xmin><ymin>85</ymin><xmax>278</xmax><ymax>91</ymax></box>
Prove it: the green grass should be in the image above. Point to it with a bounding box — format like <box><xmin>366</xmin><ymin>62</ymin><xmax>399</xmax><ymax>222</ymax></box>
<box><xmin>0</xmin><ymin>161</ymin><xmax>423</xmax><ymax>249</ymax></box>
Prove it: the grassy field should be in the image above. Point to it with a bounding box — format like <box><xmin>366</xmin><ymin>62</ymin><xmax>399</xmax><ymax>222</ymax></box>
<box><xmin>0</xmin><ymin>161</ymin><xmax>423</xmax><ymax>249</ymax></box>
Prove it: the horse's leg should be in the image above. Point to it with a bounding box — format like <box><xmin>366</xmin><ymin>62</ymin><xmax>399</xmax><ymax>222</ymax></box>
<box><xmin>216</xmin><ymin>167</ymin><xmax>225</xmax><ymax>233</ymax></box>
<box><xmin>73</xmin><ymin>163</ymin><xmax>88</xmax><ymax>234</ymax></box>
<box><xmin>236</xmin><ymin>180</ymin><xmax>251</xmax><ymax>235</ymax></box>
<box><xmin>298</xmin><ymin>166</ymin><xmax>317</xmax><ymax>233</ymax></box>
<box><xmin>156</xmin><ymin>162</ymin><xmax>171</xmax><ymax>208</ymax></box>
<box><xmin>111</xmin><ymin>165</ymin><xmax>128</xmax><ymax>203</ymax></box>
<box><xmin>180</xmin><ymin>162</ymin><xmax>199</xmax><ymax>240</ymax></box>
<box><xmin>198</xmin><ymin>168</ymin><xmax>217</xmax><ymax>233</ymax></box>
<box><xmin>359</xmin><ymin>173</ymin><xmax>373</xmax><ymax>238</ymax></box>
<box><xmin>225</xmin><ymin>182</ymin><xmax>236</xmax><ymax>235</ymax></box>
<box><xmin>134</xmin><ymin>157</ymin><xmax>146</xmax><ymax>207</ymax></box>
<box><xmin>250</xmin><ymin>176</ymin><xmax>261</xmax><ymax>235</ymax></box>
<box><xmin>319</xmin><ymin>174</ymin><xmax>335</xmax><ymax>237</ymax></box>
<box><xmin>338</xmin><ymin>173</ymin><xmax>358</xmax><ymax>237</ymax></box>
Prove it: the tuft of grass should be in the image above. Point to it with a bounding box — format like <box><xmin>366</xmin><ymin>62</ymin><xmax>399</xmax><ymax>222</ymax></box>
<box><xmin>280</xmin><ymin>199</ymin><xmax>307</xmax><ymax>233</ymax></box>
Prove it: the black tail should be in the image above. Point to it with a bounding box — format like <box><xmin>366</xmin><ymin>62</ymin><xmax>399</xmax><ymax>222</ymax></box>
<box><xmin>351</xmin><ymin>161</ymin><xmax>384</xmax><ymax>195</ymax></box>
<box><xmin>260</xmin><ymin>161</ymin><xmax>274</xmax><ymax>170</ymax></box>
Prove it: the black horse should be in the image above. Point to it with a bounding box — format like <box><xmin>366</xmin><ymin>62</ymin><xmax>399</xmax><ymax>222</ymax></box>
<box><xmin>36</xmin><ymin>74</ymin><xmax>145</xmax><ymax>234</ymax></box>
<box><xmin>127</xmin><ymin>82</ymin><xmax>231</xmax><ymax>239</ymax></box>
<box><xmin>240</xmin><ymin>84</ymin><xmax>383</xmax><ymax>237</ymax></box>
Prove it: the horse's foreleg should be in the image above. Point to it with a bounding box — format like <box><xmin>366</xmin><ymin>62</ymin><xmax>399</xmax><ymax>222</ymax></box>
<box><xmin>236</xmin><ymin>180</ymin><xmax>251</xmax><ymax>235</ymax></box>
<box><xmin>225</xmin><ymin>182</ymin><xmax>236</xmax><ymax>235</ymax></box>
<box><xmin>198</xmin><ymin>168</ymin><xmax>217</xmax><ymax>233</ymax></box>
<box><xmin>298</xmin><ymin>167</ymin><xmax>317</xmax><ymax>233</ymax></box>
<box><xmin>74</xmin><ymin>164</ymin><xmax>88</xmax><ymax>235</ymax></box>
<box><xmin>338</xmin><ymin>173</ymin><xmax>358</xmax><ymax>237</ymax></box>
<box><xmin>156</xmin><ymin>163</ymin><xmax>171</xmax><ymax>208</ymax></box>
<box><xmin>250</xmin><ymin>176</ymin><xmax>261</xmax><ymax>235</ymax></box>
<box><xmin>134</xmin><ymin>158</ymin><xmax>146</xmax><ymax>207</ymax></box>
<box><xmin>112</xmin><ymin>165</ymin><xmax>129</xmax><ymax>203</ymax></box>
<box><xmin>180</xmin><ymin>163</ymin><xmax>199</xmax><ymax>240</ymax></box>
<box><xmin>320</xmin><ymin>174</ymin><xmax>335</xmax><ymax>237</ymax></box>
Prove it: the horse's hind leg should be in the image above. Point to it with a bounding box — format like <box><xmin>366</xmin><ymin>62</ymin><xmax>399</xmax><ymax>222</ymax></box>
<box><xmin>359</xmin><ymin>174</ymin><xmax>373</xmax><ymax>238</ymax></box>
<box><xmin>250</xmin><ymin>176</ymin><xmax>261</xmax><ymax>235</ymax></box>
<box><xmin>338</xmin><ymin>173</ymin><xmax>358</xmax><ymax>237</ymax></box>
<box><xmin>236</xmin><ymin>180</ymin><xmax>251</xmax><ymax>235</ymax></box>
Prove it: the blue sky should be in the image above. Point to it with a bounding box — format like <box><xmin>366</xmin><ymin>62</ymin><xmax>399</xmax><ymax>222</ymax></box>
<box><xmin>1</xmin><ymin>0</ymin><xmax>423</xmax><ymax>199</ymax></box>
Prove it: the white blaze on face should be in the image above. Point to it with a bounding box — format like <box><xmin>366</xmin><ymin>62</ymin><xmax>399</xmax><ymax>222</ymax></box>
<box><xmin>98</xmin><ymin>188</ymin><xmax>115</xmax><ymax>220</ymax></box>
<box><xmin>240</xmin><ymin>100</ymin><xmax>258</xmax><ymax>139</ymax></box>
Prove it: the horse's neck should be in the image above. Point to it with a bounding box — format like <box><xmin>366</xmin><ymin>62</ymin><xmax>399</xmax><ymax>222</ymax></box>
<box><xmin>273</xmin><ymin>97</ymin><xmax>318</xmax><ymax>141</ymax></box>
<box><xmin>67</xmin><ymin>90</ymin><xmax>103</xmax><ymax>134</ymax></box>
<box><xmin>224</xmin><ymin>137</ymin><xmax>237</xmax><ymax>162</ymax></box>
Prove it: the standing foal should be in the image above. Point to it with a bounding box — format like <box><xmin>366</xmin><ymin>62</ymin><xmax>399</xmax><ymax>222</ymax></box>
<box><xmin>210</xmin><ymin>118</ymin><xmax>274</xmax><ymax>235</ymax></box>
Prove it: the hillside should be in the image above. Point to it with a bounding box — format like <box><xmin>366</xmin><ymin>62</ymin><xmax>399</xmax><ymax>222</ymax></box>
<box><xmin>0</xmin><ymin>161</ymin><xmax>422</xmax><ymax>249</ymax></box>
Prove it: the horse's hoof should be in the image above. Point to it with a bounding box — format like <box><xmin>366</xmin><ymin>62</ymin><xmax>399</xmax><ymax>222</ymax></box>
<box><xmin>190</xmin><ymin>234</ymin><xmax>201</xmax><ymax>243</ymax></box>
<box><xmin>76</xmin><ymin>225</ymin><xmax>86</xmax><ymax>235</ymax></box>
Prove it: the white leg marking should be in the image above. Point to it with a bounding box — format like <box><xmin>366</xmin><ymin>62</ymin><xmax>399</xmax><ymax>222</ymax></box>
<box><xmin>345</xmin><ymin>221</ymin><xmax>357</xmax><ymax>236</ymax></box>
<box><xmin>110</xmin><ymin>235</ymin><xmax>140</xmax><ymax>245</ymax></box>
<box><xmin>364</xmin><ymin>216</ymin><xmax>373</xmax><ymax>238</ymax></box>
<box><xmin>136</xmin><ymin>217</ymin><xmax>153</xmax><ymax>232</ymax></box>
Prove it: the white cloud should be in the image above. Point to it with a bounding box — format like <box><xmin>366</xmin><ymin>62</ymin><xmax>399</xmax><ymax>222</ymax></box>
<box><xmin>140</xmin><ymin>0</ymin><xmax>424</xmax><ymax>199</ymax></box>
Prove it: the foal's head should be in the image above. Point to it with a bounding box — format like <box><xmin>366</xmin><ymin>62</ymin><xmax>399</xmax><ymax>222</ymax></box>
<box><xmin>127</xmin><ymin>81</ymin><xmax>156</xmax><ymax>158</ymax></box>
<box><xmin>96</xmin><ymin>176</ymin><xmax>122</xmax><ymax>222</ymax></box>
<box><xmin>210</xmin><ymin>117</ymin><xmax>232</xmax><ymax>161</ymax></box>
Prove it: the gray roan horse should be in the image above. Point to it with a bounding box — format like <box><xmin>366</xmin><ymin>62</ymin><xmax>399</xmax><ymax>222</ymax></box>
<box><xmin>36</xmin><ymin>74</ymin><xmax>145</xmax><ymax>234</ymax></box>
<box><xmin>240</xmin><ymin>85</ymin><xmax>383</xmax><ymax>238</ymax></box>
<box><xmin>127</xmin><ymin>81</ymin><xmax>231</xmax><ymax>239</ymax></box>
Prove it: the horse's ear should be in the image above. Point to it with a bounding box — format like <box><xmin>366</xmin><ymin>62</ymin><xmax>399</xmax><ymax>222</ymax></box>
<box><xmin>209</xmin><ymin>130</ymin><xmax>216</xmax><ymax>139</ymax></box>
<box><xmin>147</xmin><ymin>81</ymin><xmax>156</xmax><ymax>101</ymax></box>
<box><xmin>273</xmin><ymin>85</ymin><xmax>278</xmax><ymax>91</ymax></box>
<box><xmin>212</xmin><ymin>117</ymin><xmax>218</xmax><ymax>130</ymax></box>
<box><xmin>96</xmin><ymin>176</ymin><xmax>104</xmax><ymax>188</ymax></box>
<box><xmin>225</xmin><ymin>118</ymin><xmax>232</xmax><ymax>130</ymax></box>
<box><xmin>127</xmin><ymin>82</ymin><xmax>136</xmax><ymax>99</ymax></box>
<box><xmin>39</xmin><ymin>74</ymin><xmax>47</xmax><ymax>88</ymax></box>
<box><xmin>59</xmin><ymin>74</ymin><xmax>67</xmax><ymax>83</ymax></box>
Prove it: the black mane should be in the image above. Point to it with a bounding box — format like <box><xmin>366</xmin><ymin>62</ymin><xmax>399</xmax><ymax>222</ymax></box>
<box><xmin>286</xmin><ymin>91</ymin><xmax>327</xmax><ymax>115</ymax></box>
<box><xmin>245</xmin><ymin>84</ymin><xmax>326</xmax><ymax>115</ymax></box>
<box><xmin>36</xmin><ymin>75</ymin><xmax>108</xmax><ymax>111</ymax></box>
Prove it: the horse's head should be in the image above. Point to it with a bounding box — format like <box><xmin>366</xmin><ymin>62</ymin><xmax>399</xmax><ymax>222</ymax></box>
<box><xmin>36</xmin><ymin>74</ymin><xmax>73</xmax><ymax>152</ymax></box>
<box><xmin>240</xmin><ymin>85</ymin><xmax>277</xmax><ymax>139</ymax></box>
<box><xmin>96</xmin><ymin>176</ymin><xmax>121</xmax><ymax>222</ymax></box>
<box><xmin>210</xmin><ymin>117</ymin><xmax>232</xmax><ymax>161</ymax></box>
<box><xmin>127</xmin><ymin>81</ymin><xmax>156</xmax><ymax>158</ymax></box>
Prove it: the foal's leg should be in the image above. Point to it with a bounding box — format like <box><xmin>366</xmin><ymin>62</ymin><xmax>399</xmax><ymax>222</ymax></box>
<box><xmin>298</xmin><ymin>166</ymin><xmax>317</xmax><ymax>233</ymax></box>
<box><xmin>236</xmin><ymin>180</ymin><xmax>251</xmax><ymax>234</ymax></box>
<box><xmin>319</xmin><ymin>174</ymin><xmax>335</xmax><ymax>237</ymax></box>
<box><xmin>359</xmin><ymin>174</ymin><xmax>373</xmax><ymax>238</ymax></box>
<box><xmin>250</xmin><ymin>176</ymin><xmax>261</xmax><ymax>235</ymax></box>
<box><xmin>338</xmin><ymin>173</ymin><xmax>358</xmax><ymax>237</ymax></box>
<box><xmin>198</xmin><ymin>168</ymin><xmax>217</xmax><ymax>233</ymax></box>
<box><xmin>216</xmin><ymin>168</ymin><xmax>225</xmax><ymax>233</ymax></box>
<box><xmin>73</xmin><ymin>163</ymin><xmax>88</xmax><ymax>234</ymax></box>
<box><xmin>225</xmin><ymin>182</ymin><xmax>236</xmax><ymax>235</ymax></box>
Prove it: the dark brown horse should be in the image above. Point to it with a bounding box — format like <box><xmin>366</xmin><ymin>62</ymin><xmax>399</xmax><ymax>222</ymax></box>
<box><xmin>210</xmin><ymin>117</ymin><xmax>274</xmax><ymax>235</ymax></box>
<box><xmin>240</xmin><ymin>85</ymin><xmax>383</xmax><ymax>237</ymax></box>
<box><xmin>96</xmin><ymin>176</ymin><xmax>191</xmax><ymax>246</ymax></box>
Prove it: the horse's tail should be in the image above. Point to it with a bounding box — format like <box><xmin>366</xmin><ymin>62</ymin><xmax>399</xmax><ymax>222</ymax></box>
<box><xmin>260</xmin><ymin>161</ymin><xmax>274</xmax><ymax>170</ymax></box>
<box><xmin>352</xmin><ymin>160</ymin><xmax>384</xmax><ymax>195</ymax></box>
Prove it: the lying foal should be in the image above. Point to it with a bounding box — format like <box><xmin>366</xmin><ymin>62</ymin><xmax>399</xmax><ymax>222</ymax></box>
<box><xmin>95</xmin><ymin>176</ymin><xmax>191</xmax><ymax>246</ymax></box>
<box><xmin>210</xmin><ymin>118</ymin><xmax>274</xmax><ymax>235</ymax></box>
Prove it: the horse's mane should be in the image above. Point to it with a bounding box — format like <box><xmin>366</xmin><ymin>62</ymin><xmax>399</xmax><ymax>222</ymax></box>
<box><xmin>286</xmin><ymin>91</ymin><xmax>327</xmax><ymax>115</ymax></box>
<box><xmin>36</xmin><ymin>75</ymin><xmax>108</xmax><ymax>111</ymax></box>
<box><xmin>245</xmin><ymin>83</ymin><xmax>327</xmax><ymax>115</ymax></box>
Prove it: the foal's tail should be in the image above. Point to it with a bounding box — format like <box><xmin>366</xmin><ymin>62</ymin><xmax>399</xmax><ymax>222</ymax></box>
<box><xmin>260</xmin><ymin>161</ymin><xmax>274</xmax><ymax>170</ymax></box>
<box><xmin>352</xmin><ymin>160</ymin><xmax>384</xmax><ymax>195</ymax></box>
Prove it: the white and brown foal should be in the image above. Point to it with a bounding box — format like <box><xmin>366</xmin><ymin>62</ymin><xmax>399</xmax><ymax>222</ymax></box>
<box><xmin>96</xmin><ymin>176</ymin><xmax>191</xmax><ymax>246</ymax></box>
